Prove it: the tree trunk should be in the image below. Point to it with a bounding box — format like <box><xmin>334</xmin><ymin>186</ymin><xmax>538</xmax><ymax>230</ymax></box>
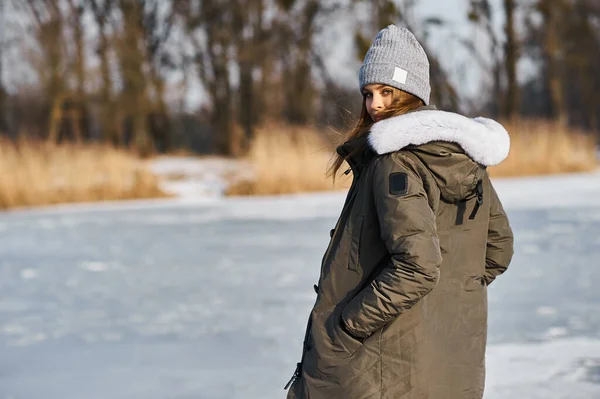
<box><xmin>238</xmin><ymin>60</ymin><xmax>253</xmax><ymax>151</ymax></box>
<box><xmin>282</xmin><ymin>0</ymin><xmax>318</xmax><ymax>125</ymax></box>
<box><xmin>541</xmin><ymin>0</ymin><xmax>568</xmax><ymax>125</ymax></box>
<box><xmin>117</xmin><ymin>0</ymin><xmax>154</xmax><ymax>156</ymax></box>
<box><xmin>69</xmin><ymin>0</ymin><xmax>86</xmax><ymax>142</ymax></box>
<box><xmin>99</xmin><ymin>24</ymin><xmax>121</xmax><ymax>146</ymax></box>
<box><xmin>28</xmin><ymin>0</ymin><xmax>67</xmax><ymax>143</ymax></box>
<box><xmin>503</xmin><ymin>0</ymin><xmax>519</xmax><ymax>119</ymax></box>
<box><xmin>211</xmin><ymin>50</ymin><xmax>234</xmax><ymax>155</ymax></box>
<box><xmin>90</xmin><ymin>0</ymin><xmax>121</xmax><ymax>146</ymax></box>
<box><xmin>0</xmin><ymin>0</ymin><xmax>7</xmax><ymax>133</ymax></box>
<box><xmin>48</xmin><ymin>93</ymin><xmax>65</xmax><ymax>142</ymax></box>
<box><xmin>150</xmin><ymin>71</ymin><xmax>170</xmax><ymax>152</ymax></box>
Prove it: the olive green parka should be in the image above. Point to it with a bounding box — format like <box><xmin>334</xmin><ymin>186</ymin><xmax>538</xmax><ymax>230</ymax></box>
<box><xmin>286</xmin><ymin>107</ymin><xmax>514</xmax><ymax>399</ymax></box>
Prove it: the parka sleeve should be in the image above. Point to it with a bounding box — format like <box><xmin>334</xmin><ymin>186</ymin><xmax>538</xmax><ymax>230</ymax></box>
<box><xmin>341</xmin><ymin>154</ymin><xmax>442</xmax><ymax>339</ymax></box>
<box><xmin>484</xmin><ymin>182</ymin><xmax>514</xmax><ymax>285</ymax></box>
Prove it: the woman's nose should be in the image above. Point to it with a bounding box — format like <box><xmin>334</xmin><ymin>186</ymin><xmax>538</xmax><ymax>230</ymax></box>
<box><xmin>371</xmin><ymin>94</ymin><xmax>383</xmax><ymax>109</ymax></box>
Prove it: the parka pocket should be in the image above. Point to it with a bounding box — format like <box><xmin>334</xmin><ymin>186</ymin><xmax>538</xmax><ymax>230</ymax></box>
<box><xmin>309</xmin><ymin>317</ymin><xmax>371</xmax><ymax>388</ymax></box>
<box><xmin>313</xmin><ymin>311</ymin><xmax>363</xmax><ymax>360</ymax></box>
<box><xmin>348</xmin><ymin>215</ymin><xmax>364</xmax><ymax>272</ymax></box>
<box><xmin>325</xmin><ymin>321</ymin><xmax>363</xmax><ymax>360</ymax></box>
<box><xmin>334</xmin><ymin>322</ymin><xmax>364</xmax><ymax>357</ymax></box>
<box><xmin>462</xmin><ymin>275</ymin><xmax>487</xmax><ymax>291</ymax></box>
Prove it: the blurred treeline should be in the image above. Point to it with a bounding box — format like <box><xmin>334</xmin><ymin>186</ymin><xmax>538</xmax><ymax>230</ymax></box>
<box><xmin>0</xmin><ymin>0</ymin><xmax>599</xmax><ymax>156</ymax></box>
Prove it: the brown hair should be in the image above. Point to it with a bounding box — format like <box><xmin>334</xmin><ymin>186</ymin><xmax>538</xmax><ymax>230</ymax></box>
<box><xmin>327</xmin><ymin>87</ymin><xmax>425</xmax><ymax>178</ymax></box>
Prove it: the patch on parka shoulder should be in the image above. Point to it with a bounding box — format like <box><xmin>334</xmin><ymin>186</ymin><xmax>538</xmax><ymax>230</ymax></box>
<box><xmin>389</xmin><ymin>172</ymin><xmax>408</xmax><ymax>196</ymax></box>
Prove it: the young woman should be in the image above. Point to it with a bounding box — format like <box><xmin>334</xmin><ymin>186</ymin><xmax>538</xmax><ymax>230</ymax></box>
<box><xmin>285</xmin><ymin>25</ymin><xmax>514</xmax><ymax>399</ymax></box>
<box><xmin>286</xmin><ymin>25</ymin><xmax>513</xmax><ymax>399</ymax></box>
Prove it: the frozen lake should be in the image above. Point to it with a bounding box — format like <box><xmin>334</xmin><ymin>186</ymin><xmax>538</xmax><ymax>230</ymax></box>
<box><xmin>1</xmin><ymin>173</ymin><xmax>600</xmax><ymax>398</ymax></box>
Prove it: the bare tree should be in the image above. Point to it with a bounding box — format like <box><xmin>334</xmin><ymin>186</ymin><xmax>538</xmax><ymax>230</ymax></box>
<box><xmin>465</xmin><ymin>0</ymin><xmax>503</xmax><ymax>116</ymax></box>
<box><xmin>503</xmin><ymin>0</ymin><xmax>519</xmax><ymax>119</ymax></box>
<box><xmin>232</xmin><ymin>0</ymin><xmax>266</xmax><ymax>150</ymax></box>
<box><xmin>0</xmin><ymin>0</ymin><xmax>7</xmax><ymax>133</ymax></box>
<box><xmin>274</xmin><ymin>0</ymin><xmax>321</xmax><ymax>125</ymax></box>
<box><xmin>538</xmin><ymin>0</ymin><xmax>568</xmax><ymax>125</ymax></box>
<box><xmin>559</xmin><ymin>0</ymin><xmax>600</xmax><ymax>130</ymax></box>
<box><xmin>65</xmin><ymin>0</ymin><xmax>87</xmax><ymax>141</ymax></box>
<box><xmin>115</xmin><ymin>0</ymin><xmax>150</xmax><ymax>154</ymax></box>
<box><xmin>139</xmin><ymin>0</ymin><xmax>175</xmax><ymax>152</ymax></box>
<box><xmin>89</xmin><ymin>0</ymin><xmax>121</xmax><ymax>145</ymax></box>
<box><xmin>177</xmin><ymin>0</ymin><xmax>237</xmax><ymax>155</ymax></box>
<box><xmin>23</xmin><ymin>0</ymin><xmax>68</xmax><ymax>142</ymax></box>
<box><xmin>521</xmin><ymin>0</ymin><xmax>599</xmax><ymax>130</ymax></box>
<box><xmin>114</xmin><ymin>0</ymin><xmax>173</xmax><ymax>155</ymax></box>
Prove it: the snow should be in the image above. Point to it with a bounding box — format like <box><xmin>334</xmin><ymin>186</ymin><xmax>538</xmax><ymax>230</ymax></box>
<box><xmin>486</xmin><ymin>339</ymin><xmax>600</xmax><ymax>399</ymax></box>
<box><xmin>0</xmin><ymin>163</ymin><xmax>600</xmax><ymax>398</ymax></box>
<box><xmin>148</xmin><ymin>156</ymin><xmax>249</xmax><ymax>199</ymax></box>
<box><xmin>493</xmin><ymin>170</ymin><xmax>600</xmax><ymax>209</ymax></box>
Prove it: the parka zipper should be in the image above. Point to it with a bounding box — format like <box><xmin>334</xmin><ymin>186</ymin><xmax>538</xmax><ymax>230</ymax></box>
<box><xmin>284</xmin><ymin>152</ymin><xmax>373</xmax><ymax>391</ymax></box>
<box><xmin>284</xmin><ymin>168</ymin><xmax>363</xmax><ymax>391</ymax></box>
<box><xmin>284</xmin><ymin>315</ymin><xmax>313</xmax><ymax>390</ymax></box>
<box><xmin>284</xmin><ymin>362</ymin><xmax>301</xmax><ymax>390</ymax></box>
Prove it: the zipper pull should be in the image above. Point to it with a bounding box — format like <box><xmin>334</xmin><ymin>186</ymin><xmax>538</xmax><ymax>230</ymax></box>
<box><xmin>284</xmin><ymin>362</ymin><xmax>301</xmax><ymax>390</ymax></box>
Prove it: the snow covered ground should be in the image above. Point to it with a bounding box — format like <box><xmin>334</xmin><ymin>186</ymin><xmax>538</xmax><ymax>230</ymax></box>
<box><xmin>148</xmin><ymin>156</ymin><xmax>249</xmax><ymax>199</ymax></box>
<box><xmin>1</xmin><ymin>165</ymin><xmax>600</xmax><ymax>398</ymax></box>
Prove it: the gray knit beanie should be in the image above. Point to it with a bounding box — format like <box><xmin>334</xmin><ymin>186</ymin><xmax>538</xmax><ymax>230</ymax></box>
<box><xmin>359</xmin><ymin>25</ymin><xmax>431</xmax><ymax>105</ymax></box>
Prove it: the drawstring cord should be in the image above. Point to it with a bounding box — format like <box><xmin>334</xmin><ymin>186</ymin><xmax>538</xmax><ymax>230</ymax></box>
<box><xmin>468</xmin><ymin>180</ymin><xmax>484</xmax><ymax>220</ymax></box>
<box><xmin>456</xmin><ymin>179</ymin><xmax>484</xmax><ymax>225</ymax></box>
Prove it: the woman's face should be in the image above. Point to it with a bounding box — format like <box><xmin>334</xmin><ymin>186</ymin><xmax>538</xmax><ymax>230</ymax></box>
<box><xmin>362</xmin><ymin>84</ymin><xmax>394</xmax><ymax>122</ymax></box>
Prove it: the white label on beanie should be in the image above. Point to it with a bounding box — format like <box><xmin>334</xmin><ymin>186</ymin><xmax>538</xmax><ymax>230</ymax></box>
<box><xmin>392</xmin><ymin>67</ymin><xmax>408</xmax><ymax>84</ymax></box>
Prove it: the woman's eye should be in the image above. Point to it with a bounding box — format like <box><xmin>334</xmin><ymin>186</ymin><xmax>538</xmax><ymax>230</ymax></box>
<box><xmin>363</xmin><ymin>93</ymin><xmax>372</xmax><ymax>98</ymax></box>
<box><xmin>382</xmin><ymin>90</ymin><xmax>392</xmax><ymax>95</ymax></box>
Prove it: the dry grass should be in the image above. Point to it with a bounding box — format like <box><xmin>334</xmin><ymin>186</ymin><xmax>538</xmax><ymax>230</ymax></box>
<box><xmin>489</xmin><ymin>119</ymin><xmax>598</xmax><ymax>177</ymax></box>
<box><xmin>0</xmin><ymin>139</ymin><xmax>168</xmax><ymax>210</ymax></box>
<box><xmin>226</xmin><ymin>123</ymin><xmax>350</xmax><ymax>196</ymax></box>
<box><xmin>227</xmin><ymin>119</ymin><xmax>598</xmax><ymax>196</ymax></box>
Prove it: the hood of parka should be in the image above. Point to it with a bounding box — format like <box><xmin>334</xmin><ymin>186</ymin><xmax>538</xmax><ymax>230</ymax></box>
<box><xmin>367</xmin><ymin>106</ymin><xmax>510</xmax><ymax>203</ymax></box>
<box><xmin>406</xmin><ymin>141</ymin><xmax>486</xmax><ymax>203</ymax></box>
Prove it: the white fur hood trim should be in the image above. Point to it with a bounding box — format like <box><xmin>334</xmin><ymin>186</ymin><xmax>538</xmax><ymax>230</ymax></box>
<box><xmin>367</xmin><ymin>110</ymin><xmax>510</xmax><ymax>166</ymax></box>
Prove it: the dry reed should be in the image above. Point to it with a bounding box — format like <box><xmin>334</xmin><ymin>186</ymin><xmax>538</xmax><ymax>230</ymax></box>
<box><xmin>0</xmin><ymin>138</ymin><xmax>167</xmax><ymax>210</ymax></box>
<box><xmin>227</xmin><ymin>119</ymin><xmax>598</xmax><ymax>196</ymax></box>
<box><xmin>489</xmin><ymin>119</ymin><xmax>597</xmax><ymax>176</ymax></box>
<box><xmin>226</xmin><ymin>123</ymin><xmax>350</xmax><ymax>196</ymax></box>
